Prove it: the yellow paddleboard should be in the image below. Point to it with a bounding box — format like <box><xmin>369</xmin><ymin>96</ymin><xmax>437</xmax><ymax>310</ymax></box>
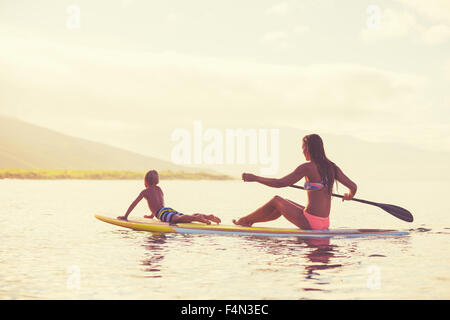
<box><xmin>95</xmin><ymin>214</ymin><xmax>408</xmax><ymax>238</ymax></box>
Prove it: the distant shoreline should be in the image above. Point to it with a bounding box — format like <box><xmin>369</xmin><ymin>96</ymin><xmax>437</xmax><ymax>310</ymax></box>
<box><xmin>0</xmin><ymin>169</ymin><xmax>236</xmax><ymax>180</ymax></box>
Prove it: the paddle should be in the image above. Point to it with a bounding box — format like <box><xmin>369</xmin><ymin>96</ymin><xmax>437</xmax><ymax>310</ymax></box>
<box><xmin>289</xmin><ymin>185</ymin><xmax>414</xmax><ymax>222</ymax></box>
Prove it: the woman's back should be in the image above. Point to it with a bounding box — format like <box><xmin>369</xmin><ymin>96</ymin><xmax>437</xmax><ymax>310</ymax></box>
<box><xmin>304</xmin><ymin>161</ymin><xmax>332</xmax><ymax>218</ymax></box>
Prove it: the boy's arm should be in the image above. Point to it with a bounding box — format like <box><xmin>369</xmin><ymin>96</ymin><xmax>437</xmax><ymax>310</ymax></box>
<box><xmin>117</xmin><ymin>191</ymin><xmax>145</xmax><ymax>220</ymax></box>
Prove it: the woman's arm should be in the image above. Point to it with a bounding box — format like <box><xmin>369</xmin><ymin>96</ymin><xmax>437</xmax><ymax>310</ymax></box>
<box><xmin>117</xmin><ymin>191</ymin><xmax>145</xmax><ymax>220</ymax></box>
<box><xmin>335</xmin><ymin>166</ymin><xmax>357</xmax><ymax>201</ymax></box>
<box><xmin>243</xmin><ymin>164</ymin><xmax>307</xmax><ymax>188</ymax></box>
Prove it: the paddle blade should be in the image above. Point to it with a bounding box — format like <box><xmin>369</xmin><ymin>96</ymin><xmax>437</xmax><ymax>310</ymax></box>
<box><xmin>378</xmin><ymin>204</ymin><xmax>414</xmax><ymax>222</ymax></box>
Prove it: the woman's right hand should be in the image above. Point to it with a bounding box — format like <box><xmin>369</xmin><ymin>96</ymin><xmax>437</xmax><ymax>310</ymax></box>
<box><xmin>342</xmin><ymin>191</ymin><xmax>355</xmax><ymax>201</ymax></box>
<box><xmin>242</xmin><ymin>173</ymin><xmax>258</xmax><ymax>182</ymax></box>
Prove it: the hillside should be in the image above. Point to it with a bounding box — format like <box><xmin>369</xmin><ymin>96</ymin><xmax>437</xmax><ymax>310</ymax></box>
<box><xmin>1</xmin><ymin>116</ymin><xmax>448</xmax><ymax>182</ymax></box>
<box><xmin>0</xmin><ymin>116</ymin><xmax>206</xmax><ymax>173</ymax></box>
<box><xmin>278</xmin><ymin>127</ymin><xmax>450</xmax><ymax>182</ymax></box>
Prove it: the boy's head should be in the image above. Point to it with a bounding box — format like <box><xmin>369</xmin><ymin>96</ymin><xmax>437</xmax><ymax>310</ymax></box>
<box><xmin>145</xmin><ymin>170</ymin><xmax>159</xmax><ymax>187</ymax></box>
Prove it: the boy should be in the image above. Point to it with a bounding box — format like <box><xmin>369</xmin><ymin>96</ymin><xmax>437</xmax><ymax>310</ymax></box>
<box><xmin>117</xmin><ymin>170</ymin><xmax>221</xmax><ymax>225</ymax></box>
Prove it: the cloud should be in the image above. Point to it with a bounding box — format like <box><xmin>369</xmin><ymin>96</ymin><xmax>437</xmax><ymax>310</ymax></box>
<box><xmin>293</xmin><ymin>25</ymin><xmax>309</xmax><ymax>35</ymax></box>
<box><xmin>1</xmin><ymin>31</ymin><xmax>440</xmax><ymax>153</ymax></box>
<box><xmin>395</xmin><ymin>0</ymin><xmax>450</xmax><ymax>23</ymax></box>
<box><xmin>260</xmin><ymin>31</ymin><xmax>288</xmax><ymax>43</ymax></box>
<box><xmin>166</xmin><ymin>12</ymin><xmax>184</xmax><ymax>24</ymax></box>
<box><xmin>121</xmin><ymin>0</ymin><xmax>134</xmax><ymax>7</ymax></box>
<box><xmin>444</xmin><ymin>58</ymin><xmax>450</xmax><ymax>81</ymax></box>
<box><xmin>361</xmin><ymin>6</ymin><xmax>450</xmax><ymax>45</ymax></box>
<box><xmin>265</xmin><ymin>2</ymin><xmax>290</xmax><ymax>16</ymax></box>
<box><xmin>418</xmin><ymin>24</ymin><xmax>450</xmax><ymax>45</ymax></box>
<box><xmin>259</xmin><ymin>25</ymin><xmax>308</xmax><ymax>50</ymax></box>
<box><xmin>0</xmin><ymin>36</ymin><xmax>428</xmax><ymax>121</ymax></box>
<box><xmin>361</xmin><ymin>8</ymin><xmax>416</xmax><ymax>42</ymax></box>
<box><xmin>259</xmin><ymin>31</ymin><xmax>294</xmax><ymax>51</ymax></box>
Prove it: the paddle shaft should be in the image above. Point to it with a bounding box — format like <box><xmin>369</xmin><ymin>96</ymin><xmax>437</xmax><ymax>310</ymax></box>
<box><xmin>289</xmin><ymin>184</ymin><xmax>377</xmax><ymax>206</ymax></box>
<box><xmin>289</xmin><ymin>184</ymin><xmax>413</xmax><ymax>222</ymax></box>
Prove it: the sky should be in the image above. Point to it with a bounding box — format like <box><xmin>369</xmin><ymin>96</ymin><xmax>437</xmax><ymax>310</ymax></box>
<box><xmin>1</xmin><ymin>0</ymin><xmax>449</xmax><ymax>168</ymax></box>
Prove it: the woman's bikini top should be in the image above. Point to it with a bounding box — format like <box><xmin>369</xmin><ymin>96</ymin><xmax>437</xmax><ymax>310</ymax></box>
<box><xmin>304</xmin><ymin>181</ymin><xmax>325</xmax><ymax>190</ymax></box>
<box><xmin>304</xmin><ymin>176</ymin><xmax>328</xmax><ymax>191</ymax></box>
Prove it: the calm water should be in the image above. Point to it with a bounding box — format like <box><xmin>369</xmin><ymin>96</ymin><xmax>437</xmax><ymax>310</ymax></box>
<box><xmin>1</xmin><ymin>179</ymin><xmax>449</xmax><ymax>299</ymax></box>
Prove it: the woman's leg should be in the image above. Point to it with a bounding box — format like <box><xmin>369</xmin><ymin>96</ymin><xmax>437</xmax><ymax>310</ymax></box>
<box><xmin>233</xmin><ymin>196</ymin><xmax>311</xmax><ymax>229</ymax></box>
<box><xmin>232</xmin><ymin>199</ymin><xmax>281</xmax><ymax>227</ymax></box>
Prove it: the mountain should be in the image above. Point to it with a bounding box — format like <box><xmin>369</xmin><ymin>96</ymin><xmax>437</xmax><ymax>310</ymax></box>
<box><xmin>0</xmin><ymin>115</ymin><xmax>203</xmax><ymax>173</ymax></box>
<box><xmin>1</xmin><ymin>115</ymin><xmax>448</xmax><ymax>182</ymax></box>
<box><xmin>278</xmin><ymin>127</ymin><xmax>450</xmax><ymax>182</ymax></box>
<box><xmin>155</xmin><ymin>124</ymin><xmax>450</xmax><ymax>183</ymax></box>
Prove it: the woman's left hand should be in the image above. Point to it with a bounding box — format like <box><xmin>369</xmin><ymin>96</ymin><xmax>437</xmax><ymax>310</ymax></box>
<box><xmin>242</xmin><ymin>173</ymin><xmax>258</xmax><ymax>182</ymax></box>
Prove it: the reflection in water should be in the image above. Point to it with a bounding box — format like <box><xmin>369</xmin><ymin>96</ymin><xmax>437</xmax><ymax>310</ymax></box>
<box><xmin>302</xmin><ymin>238</ymin><xmax>341</xmax><ymax>276</ymax></box>
<box><xmin>140</xmin><ymin>233</ymin><xmax>168</xmax><ymax>277</ymax></box>
<box><xmin>410</xmin><ymin>227</ymin><xmax>432</xmax><ymax>233</ymax></box>
<box><xmin>246</xmin><ymin>236</ymin><xmax>342</xmax><ymax>292</ymax></box>
<box><xmin>243</xmin><ymin>234</ymin><xmax>411</xmax><ymax>294</ymax></box>
<box><xmin>0</xmin><ymin>179</ymin><xmax>444</xmax><ymax>299</ymax></box>
<box><xmin>139</xmin><ymin>233</ymin><xmax>198</xmax><ymax>278</ymax></box>
<box><xmin>301</xmin><ymin>238</ymin><xmax>343</xmax><ymax>292</ymax></box>
<box><xmin>135</xmin><ymin>230</ymin><xmax>412</xmax><ymax>296</ymax></box>
<box><xmin>137</xmin><ymin>232</ymin><xmax>344</xmax><ymax>287</ymax></box>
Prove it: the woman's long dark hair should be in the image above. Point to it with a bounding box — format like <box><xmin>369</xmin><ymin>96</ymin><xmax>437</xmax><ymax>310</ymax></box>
<box><xmin>302</xmin><ymin>134</ymin><xmax>337</xmax><ymax>194</ymax></box>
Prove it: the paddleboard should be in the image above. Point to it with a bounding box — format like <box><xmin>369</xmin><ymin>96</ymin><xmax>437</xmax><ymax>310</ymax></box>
<box><xmin>95</xmin><ymin>214</ymin><xmax>408</xmax><ymax>238</ymax></box>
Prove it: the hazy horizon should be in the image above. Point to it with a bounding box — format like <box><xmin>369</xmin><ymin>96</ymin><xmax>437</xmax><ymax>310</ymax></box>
<box><xmin>1</xmin><ymin>0</ymin><xmax>449</xmax><ymax>175</ymax></box>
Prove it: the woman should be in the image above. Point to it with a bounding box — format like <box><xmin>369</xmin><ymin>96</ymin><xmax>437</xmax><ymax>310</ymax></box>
<box><xmin>233</xmin><ymin>134</ymin><xmax>357</xmax><ymax>230</ymax></box>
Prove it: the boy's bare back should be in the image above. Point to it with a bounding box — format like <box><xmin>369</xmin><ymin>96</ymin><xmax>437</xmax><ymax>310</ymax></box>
<box><xmin>142</xmin><ymin>185</ymin><xmax>164</xmax><ymax>216</ymax></box>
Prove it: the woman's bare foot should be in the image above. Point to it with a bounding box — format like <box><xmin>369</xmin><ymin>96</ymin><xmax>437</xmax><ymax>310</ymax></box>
<box><xmin>232</xmin><ymin>217</ymin><xmax>253</xmax><ymax>227</ymax></box>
